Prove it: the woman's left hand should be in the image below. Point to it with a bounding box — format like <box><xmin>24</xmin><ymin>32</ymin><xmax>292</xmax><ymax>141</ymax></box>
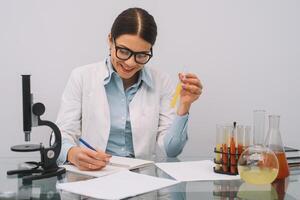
<box><xmin>177</xmin><ymin>73</ymin><xmax>203</xmax><ymax>115</ymax></box>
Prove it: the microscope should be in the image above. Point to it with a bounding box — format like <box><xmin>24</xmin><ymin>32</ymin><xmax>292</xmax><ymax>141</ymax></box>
<box><xmin>7</xmin><ymin>75</ymin><xmax>65</xmax><ymax>183</ymax></box>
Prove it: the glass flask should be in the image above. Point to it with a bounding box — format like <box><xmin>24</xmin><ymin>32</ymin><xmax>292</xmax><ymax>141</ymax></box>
<box><xmin>264</xmin><ymin>115</ymin><xmax>290</xmax><ymax>179</ymax></box>
<box><xmin>238</xmin><ymin>145</ymin><xmax>279</xmax><ymax>185</ymax></box>
<box><xmin>237</xmin><ymin>110</ymin><xmax>279</xmax><ymax>185</ymax></box>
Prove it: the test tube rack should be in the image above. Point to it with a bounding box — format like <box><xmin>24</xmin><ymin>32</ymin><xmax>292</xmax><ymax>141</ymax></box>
<box><xmin>213</xmin><ymin>147</ymin><xmax>241</xmax><ymax>176</ymax></box>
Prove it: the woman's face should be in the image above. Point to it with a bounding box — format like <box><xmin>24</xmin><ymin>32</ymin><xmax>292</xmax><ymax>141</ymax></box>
<box><xmin>109</xmin><ymin>34</ymin><xmax>152</xmax><ymax>81</ymax></box>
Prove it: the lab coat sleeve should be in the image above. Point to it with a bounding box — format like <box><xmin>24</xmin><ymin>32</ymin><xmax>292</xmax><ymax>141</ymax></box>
<box><xmin>163</xmin><ymin>114</ymin><xmax>188</xmax><ymax>157</ymax></box>
<box><xmin>56</xmin><ymin>68</ymin><xmax>83</xmax><ymax>163</ymax></box>
<box><xmin>155</xmin><ymin>74</ymin><xmax>178</xmax><ymax>156</ymax></box>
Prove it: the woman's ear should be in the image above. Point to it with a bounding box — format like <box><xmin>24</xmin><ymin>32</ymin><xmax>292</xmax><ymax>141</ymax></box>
<box><xmin>108</xmin><ymin>34</ymin><xmax>113</xmax><ymax>56</ymax></box>
<box><xmin>108</xmin><ymin>33</ymin><xmax>113</xmax><ymax>45</ymax></box>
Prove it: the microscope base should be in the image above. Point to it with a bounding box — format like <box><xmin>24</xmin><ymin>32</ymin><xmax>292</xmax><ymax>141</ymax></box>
<box><xmin>7</xmin><ymin>162</ymin><xmax>66</xmax><ymax>184</ymax></box>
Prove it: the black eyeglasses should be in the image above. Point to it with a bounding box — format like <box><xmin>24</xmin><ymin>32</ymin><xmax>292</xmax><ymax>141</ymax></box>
<box><xmin>113</xmin><ymin>39</ymin><xmax>153</xmax><ymax>64</ymax></box>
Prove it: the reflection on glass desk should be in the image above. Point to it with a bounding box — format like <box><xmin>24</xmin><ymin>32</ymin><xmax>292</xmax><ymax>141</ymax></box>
<box><xmin>0</xmin><ymin>156</ymin><xmax>300</xmax><ymax>200</ymax></box>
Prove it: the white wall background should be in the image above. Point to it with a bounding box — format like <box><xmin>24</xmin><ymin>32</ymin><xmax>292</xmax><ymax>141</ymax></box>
<box><xmin>1</xmin><ymin>0</ymin><xmax>299</xmax><ymax>159</ymax></box>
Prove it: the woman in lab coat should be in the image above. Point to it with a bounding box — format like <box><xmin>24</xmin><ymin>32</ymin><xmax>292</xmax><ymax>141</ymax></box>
<box><xmin>56</xmin><ymin>7</ymin><xmax>203</xmax><ymax>170</ymax></box>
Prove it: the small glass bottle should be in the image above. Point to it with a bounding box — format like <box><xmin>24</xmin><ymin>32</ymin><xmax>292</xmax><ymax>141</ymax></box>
<box><xmin>264</xmin><ymin>115</ymin><xmax>290</xmax><ymax>179</ymax></box>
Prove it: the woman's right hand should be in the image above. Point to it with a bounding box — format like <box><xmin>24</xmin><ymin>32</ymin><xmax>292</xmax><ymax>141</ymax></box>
<box><xmin>67</xmin><ymin>146</ymin><xmax>111</xmax><ymax>171</ymax></box>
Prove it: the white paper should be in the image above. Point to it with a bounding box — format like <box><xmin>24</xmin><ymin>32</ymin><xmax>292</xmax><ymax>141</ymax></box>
<box><xmin>155</xmin><ymin>160</ymin><xmax>240</xmax><ymax>182</ymax></box>
<box><xmin>109</xmin><ymin>156</ymin><xmax>154</xmax><ymax>170</ymax></box>
<box><xmin>56</xmin><ymin>170</ymin><xmax>180</xmax><ymax>200</ymax></box>
<box><xmin>62</xmin><ymin>164</ymin><xmax>126</xmax><ymax>177</ymax></box>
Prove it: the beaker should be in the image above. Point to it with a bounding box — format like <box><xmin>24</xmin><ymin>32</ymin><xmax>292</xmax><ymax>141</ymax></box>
<box><xmin>264</xmin><ymin>115</ymin><xmax>290</xmax><ymax>179</ymax></box>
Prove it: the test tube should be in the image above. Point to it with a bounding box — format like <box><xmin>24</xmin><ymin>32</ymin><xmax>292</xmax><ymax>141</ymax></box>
<box><xmin>170</xmin><ymin>69</ymin><xmax>186</xmax><ymax>108</ymax></box>
<box><xmin>237</xmin><ymin>125</ymin><xmax>244</xmax><ymax>159</ymax></box>
<box><xmin>230</xmin><ymin>122</ymin><xmax>237</xmax><ymax>174</ymax></box>
<box><xmin>215</xmin><ymin>125</ymin><xmax>223</xmax><ymax>170</ymax></box>
<box><xmin>222</xmin><ymin>125</ymin><xmax>231</xmax><ymax>173</ymax></box>
<box><xmin>170</xmin><ymin>82</ymin><xmax>182</xmax><ymax>108</ymax></box>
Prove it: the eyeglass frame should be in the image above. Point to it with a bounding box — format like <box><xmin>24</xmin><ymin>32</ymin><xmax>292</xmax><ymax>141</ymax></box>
<box><xmin>112</xmin><ymin>38</ymin><xmax>153</xmax><ymax>64</ymax></box>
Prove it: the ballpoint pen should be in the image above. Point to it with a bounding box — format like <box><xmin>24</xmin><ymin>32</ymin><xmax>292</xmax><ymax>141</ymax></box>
<box><xmin>79</xmin><ymin>138</ymin><xmax>96</xmax><ymax>151</ymax></box>
<box><xmin>79</xmin><ymin>138</ymin><xmax>113</xmax><ymax>164</ymax></box>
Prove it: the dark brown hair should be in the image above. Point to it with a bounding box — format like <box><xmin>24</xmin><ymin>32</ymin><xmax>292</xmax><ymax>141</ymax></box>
<box><xmin>111</xmin><ymin>7</ymin><xmax>157</xmax><ymax>46</ymax></box>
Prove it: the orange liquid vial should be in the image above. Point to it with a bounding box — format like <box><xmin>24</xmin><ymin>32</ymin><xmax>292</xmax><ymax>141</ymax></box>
<box><xmin>275</xmin><ymin>151</ymin><xmax>290</xmax><ymax>179</ymax></box>
<box><xmin>222</xmin><ymin>143</ymin><xmax>228</xmax><ymax>172</ymax></box>
<box><xmin>230</xmin><ymin>137</ymin><xmax>236</xmax><ymax>174</ymax></box>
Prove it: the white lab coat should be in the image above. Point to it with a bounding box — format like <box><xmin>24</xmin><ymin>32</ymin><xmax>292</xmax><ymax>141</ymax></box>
<box><xmin>56</xmin><ymin>60</ymin><xmax>176</xmax><ymax>159</ymax></box>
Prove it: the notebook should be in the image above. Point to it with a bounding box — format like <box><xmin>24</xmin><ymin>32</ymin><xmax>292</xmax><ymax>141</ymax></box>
<box><xmin>62</xmin><ymin>156</ymin><xmax>154</xmax><ymax>177</ymax></box>
<box><xmin>62</xmin><ymin>164</ymin><xmax>126</xmax><ymax>178</ymax></box>
<box><xmin>109</xmin><ymin>156</ymin><xmax>154</xmax><ymax>170</ymax></box>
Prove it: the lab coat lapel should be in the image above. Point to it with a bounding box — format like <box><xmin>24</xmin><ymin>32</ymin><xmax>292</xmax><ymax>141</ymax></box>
<box><xmin>84</xmin><ymin>61</ymin><xmax>110</xmax><ymax>152</ymax></box>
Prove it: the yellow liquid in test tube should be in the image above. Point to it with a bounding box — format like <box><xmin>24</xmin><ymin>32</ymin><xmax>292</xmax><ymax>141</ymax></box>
<box><xmin>170</xmin><ymin>82</ymin><xmax>182</xmax><ymax>108</ymax></box>
<box><xmin>238</xmin><ymin>166</ymin><xmax>279</xmax><ymax>185</ymax></box>
<box><xmin>215</xmin><ymin>143</ymin><xmax>222</xmax><ymax>170</ymax></box>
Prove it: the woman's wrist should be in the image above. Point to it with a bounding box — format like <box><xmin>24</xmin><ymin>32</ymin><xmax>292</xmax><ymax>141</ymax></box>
<box><xmin>177</xmin><ymin>103</ymin><xmax>191</xmax><ymax>116</ymax></box>
<box><xmin>67</xmin><ymin>146</ymin><xmax>79</xmax><ymax>164</ymax></box>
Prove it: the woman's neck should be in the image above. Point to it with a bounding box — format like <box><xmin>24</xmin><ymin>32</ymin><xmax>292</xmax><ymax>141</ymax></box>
<box><xmin>122</xmin><ymin>72</ymin><xmax>139</xmax><ymax>90</ymax></box>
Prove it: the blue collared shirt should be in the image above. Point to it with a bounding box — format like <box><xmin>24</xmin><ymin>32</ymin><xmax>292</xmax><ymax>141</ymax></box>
<box><xmin>104</xmin><ymin>59</ymin><xmax>188</xmax><ymax>157</ymax></box>
<box><xmin>57</xmin><ymin>59</ymin><xmax>188</xmax><ymax>164</ymax></box>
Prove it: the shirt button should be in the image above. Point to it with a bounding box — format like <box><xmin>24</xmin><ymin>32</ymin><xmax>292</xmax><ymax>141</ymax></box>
<box><xmin>121</xmin><ymin>148</ymin><xmax>125</xmax><ymax>151</ymax></box>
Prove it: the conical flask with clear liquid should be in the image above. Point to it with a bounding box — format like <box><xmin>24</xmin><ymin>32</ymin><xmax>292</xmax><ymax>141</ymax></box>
<box><xmin>264</xmin><ymin>115</ymin><xmax>290</xmax><ymax>179</ymax></box>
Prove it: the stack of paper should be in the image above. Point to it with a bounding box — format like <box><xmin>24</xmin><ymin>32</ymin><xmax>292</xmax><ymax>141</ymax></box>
<box><xmin>109</xmin><ymin>156</ymin><xmax>154</xmax><ymax>170</ymax></box>
<box><xmin>62</xmin><ymin>164</ymin><xmax>126</xmax><ymax>178</ymax></box>
<box><xmin>62</xmin><ymin>156</ymin><xmax>154</xmax><ymax>177</ymax></box>
<box><xmin>57</xmin><ymin>170</ymin><xmax>180</xmax><ymax>199</ymax></box>
<box><xmin>155</xmin><ymin>160</ymin><xmax>240</xmax><ymax>182</ymax></box>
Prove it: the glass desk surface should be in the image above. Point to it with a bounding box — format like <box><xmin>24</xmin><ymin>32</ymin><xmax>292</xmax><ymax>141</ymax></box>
<box><xmin>0</xmin><ymin>156</ymin><xmax>299</xmax><ymax>200</ymax></box>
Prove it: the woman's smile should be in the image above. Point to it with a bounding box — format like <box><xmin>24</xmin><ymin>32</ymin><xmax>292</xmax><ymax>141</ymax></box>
<box><xmin>119</xmin><ymin>63</ymin><xmax>135</xmax><ymax>73</ymax></box>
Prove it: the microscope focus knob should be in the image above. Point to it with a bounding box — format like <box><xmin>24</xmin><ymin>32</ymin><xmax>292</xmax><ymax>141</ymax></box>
<box><xmin>32</xmin><ymin>102</ymin><xmax>45</xmax><ymax>116</ymax></box>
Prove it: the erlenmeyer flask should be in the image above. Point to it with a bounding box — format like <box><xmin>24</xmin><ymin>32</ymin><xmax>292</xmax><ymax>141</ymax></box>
<box><xmin>264</xmin><ymin>115</ymin><xmax>290</xmax><ymax>179</ymax></box>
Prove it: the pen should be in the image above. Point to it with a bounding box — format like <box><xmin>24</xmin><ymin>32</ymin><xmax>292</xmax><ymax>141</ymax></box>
<box><xmin>79</xmin><ymin>138</ymin><xmax>96</xmax><ymax>151</ymax></box>
<box><xmin>79</xmin><ymin>138</ymin><xmax>112</xmax><ymax>164</ymax></box>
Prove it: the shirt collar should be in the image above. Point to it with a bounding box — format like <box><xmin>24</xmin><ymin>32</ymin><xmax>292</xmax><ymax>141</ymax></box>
<box><xmin>104</xmin><ymin>58</ymin><xmax>153</xmax><ymax>89</ymax></box>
